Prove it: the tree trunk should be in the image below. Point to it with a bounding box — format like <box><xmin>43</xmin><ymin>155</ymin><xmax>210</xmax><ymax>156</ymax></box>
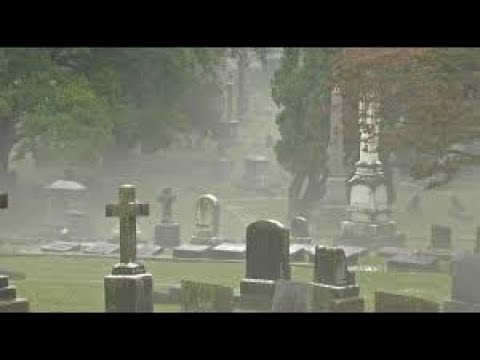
<box><xmin>0</xmin><ymin>117</ymin><xmax>14</xmax><ymax>178</ymax></box>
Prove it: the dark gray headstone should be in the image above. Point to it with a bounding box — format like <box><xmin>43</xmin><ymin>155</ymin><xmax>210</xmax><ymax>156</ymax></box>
<box><xmin>386</xmin><ymin>252</ymin><xmax>439</xmax><ymax>272</ymax></box>
<box><xmin>41</xmin><ymin>241</ymin><xmax>81</xmax><ymax>253</ymax></box>
<box><xmin>314</xmin><ymin>246</ymin><xmax>355</xmax><ymax>286</ymax></box>
<box><xmin>271</xmin><ymin>280</ymin><xmax>311</xmax><ymax>312</ymax></box>
<box><xmin>451</xmin><ymin>253</ymin><xmax>480</xmax><ymax>304</ymax></box>
<box><xmin>245</xmin><ymin>220</ymin><xmax>290</xmax><ymax>280</ymax></box>
<box><xmin>430</xmin><ymin>225</ymin><xmax>452</xmax><ymax>250</ymax></box>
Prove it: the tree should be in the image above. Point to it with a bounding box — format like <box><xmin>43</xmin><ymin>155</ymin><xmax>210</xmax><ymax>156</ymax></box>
<box><xmin>271</xmin><ymin>48</ymin><xmax>338</xmax><ymax>218</ymax></box>
<box><xmin>333</xmin><ymin>48</ymin><xmax>480</xmax><ymax>189</ymax></box>
<box><xmin>0</xmin><ymin>48</ymin><xmax>225</xmax><ymax>174</ymax></box>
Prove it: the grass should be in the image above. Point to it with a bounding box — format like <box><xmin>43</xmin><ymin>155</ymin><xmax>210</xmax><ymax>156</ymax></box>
<box><xmin>0</xmin><ymin>255</ymin><xmax>451</xmax><ymax>312</ymax></box>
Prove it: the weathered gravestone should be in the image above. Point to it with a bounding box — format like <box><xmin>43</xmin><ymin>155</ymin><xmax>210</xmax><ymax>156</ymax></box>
<box><xmin>63</xmin><ymin>210</ymin><xmax>93</xmax><ymax>239</ymax></box>
<box><xmin>41</xmin><ymin>241</ymin><xmax>81</xmax><ymax>253</ymax></box>
<box><xmin>180</xmin><ymin>280</ymin><xmax>233</xmax><ymax>312</ymax></box>
<box><xmin>239</xmin><ymin>220</ymin><xmax>290</xmax><ymax>310</ymax></box>
<box><xmin>0</xmin><ymin>192</ymin><xmax>29</xmax><ymax>312</ymax></box>
<box><xmin>290</xmin><ymin>244</ymin><xmax>315</xmax><ymax>263</ymax></box>
<box><xmin>104</xmin><ymin>185</ymin><xmax>153</xmax><ymax>312</ymax></box>
<box><xmin>376</xmin><ymin>246</ymin><xmax>415</xmax><ymax>259</ymax></box>
<box><xmin>0</xmin><ymin>276</ymin><xmax>29</xmax><ymax>312</ymax></box>
<box><xmin>209</xmin><ymin>242</ymin><xmax>246</xmax><ymax>260</ymax></box>
<box><xmin>386</xmin><ymin>251</ymin><xmax>439</xmax><ymax>272</ymax></box>
<box><xmin>271</xmin><ymin>280</ymin><xmax>311</xmax><ymax>312</ymax></box>
<box><xmin>429</xmin><ymin>225</ymin><xmax>452</xmax><ymax>250</ymax></box>
<box><xmin>154</xmin><ymin>187</ymin><xmax>181</xmax><ymax>248</ymax></box>
<box><xmin>43</xmin><ymin>176</ymin><xmax>87</xmax><ymax>238</ymax></box>
<box><xmin>243</xmin><ymin>156</ymin><xmax>270</xmax><ymax>189</ymax></box>
<box><xmin>290</xmin><ymin>216</ymin><xmax>312</xmax><ymax>244</ymax></box>
<box><xmin>444</xmin><ymin>253</ymin><xmax>480</xmax><ymax>312</ymax></box>
<box><xmin>172</xmin><ymin>244</ymin><xmax>212</xmax><ymax>259</ymax></box>
<box><xmin>310</xmin><ymin>246</ymin><xmax>364</xmax><ymax>312</ymax></box>
<box><xmin>190</xmin><ymin>194</ymin><xmax>221</xmax><ymax>245</ymax></box>
<box><xmin>375</xmin><ymin>291</ymin><xmax>440</xmax><ymax>312</ymax></box>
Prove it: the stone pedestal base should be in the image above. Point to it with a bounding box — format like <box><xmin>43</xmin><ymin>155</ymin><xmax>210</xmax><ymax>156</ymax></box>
<box><xmin>104</xmin><ymin>270</ymin><xmax>153</xmax><ymax>312</ymax></box>
<box><xmin>154</xmin><ymin>223</ymin><xmax>181</xmax><ymax>248</ymax></box>
<box><xmin>0</xmin><ymin>275</ymin><xmax>29</xmax><ymax>312</ymax></box>
<box><xmin>310</xmin><ymin>282</ymin><xmax>364</xmax><ymax>312</ymax></box>
<box><xmin>443</xmin><ymin>300</ymin><xmax>480</xmax><ymax>312</ymax></box>
<box><xmin>336</xmin><ymin>220</ymin><xmax>406</xmax><ymax>249</ymax></box>
<box><xmin>239</xmin><ymin>279</ymin><xmax>276</xmax><ymax>311</ymax></box>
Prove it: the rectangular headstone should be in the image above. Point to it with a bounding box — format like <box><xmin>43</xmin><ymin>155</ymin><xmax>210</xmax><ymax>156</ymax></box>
<box><xmin>375</xmin><ymin>291</ymin><xmax>440</xmax><ymax>312</ymax></box>
<box><xmin>84</xmin><ymin>242</ymin><xmax>120</xmax><ymax>255</ymax></box>
<box><xmin>386</xmin><ymin>252</ymin><xmax>439</xmax><ymax>272</ymax></box>
<box><xmin>105</xmin><ymin>273</ymin><xmax>153</xmax><ymax>312</ymax></box>
<box><xmin>41</xmin><ymin>241</ymin><xmax>81</xmax><ymax>253</ymax></box>
<box><xmin>180</xmin><ymin>280</ymin><xmax>233</xmax><ymax>312</ymax></box>
<box><xmin>272</xmin><ymin>280</ymin><xmax>311</xmax><ymax>312</ymax></box>
<box><xmin>245</xmin><ymin>220</ymin><xmax>290</xmax><ymax>280</ymax></box>
<box><xmin>451</xmin><ymin>253</ymin><xmax>480</xmax><ymax>304</ymax></box>
<box><xmin>172</xmin><ymin>244</ymin><xmax>212</xmax><ymax>259</ymax></box>
<box><xmin>209</xmin><ymin>242</ymin><xmax>246</xmax><ymax>260</ymax></box>
<box><xmin>430</xmin><ymin>225</ymin><xmax>452</xmax><ymax>249</ymax></box>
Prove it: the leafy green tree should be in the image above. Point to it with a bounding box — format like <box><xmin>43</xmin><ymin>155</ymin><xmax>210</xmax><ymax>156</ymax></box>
<box><xmin>272</xmin><ymin>48</ymin><xmax>338</xmax><ymax>218</ymax></box>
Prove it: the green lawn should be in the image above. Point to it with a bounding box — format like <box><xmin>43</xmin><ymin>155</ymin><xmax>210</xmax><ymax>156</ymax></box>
<box><xmin>0</xmin><ymin>255</ymin><xmax>451</xmax><ymax>312</ymax></box>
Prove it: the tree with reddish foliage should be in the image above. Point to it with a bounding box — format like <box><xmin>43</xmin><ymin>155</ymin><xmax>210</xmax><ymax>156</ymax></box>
<box><xmin>333</xmin><ymin>47</ymin><xmax>480</xmax><ymax>189</ymax></box>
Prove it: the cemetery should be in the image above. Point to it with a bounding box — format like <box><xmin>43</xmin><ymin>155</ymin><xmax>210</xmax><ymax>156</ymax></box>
<box><xmin>0</xmin><ymin>48</ymin><xmax>479</xmax><ymax>312</ymax></box>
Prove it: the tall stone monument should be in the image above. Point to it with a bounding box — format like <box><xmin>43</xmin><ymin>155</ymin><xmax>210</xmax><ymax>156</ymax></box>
<box><xmin>336</xmin><ymin>91</ymin><xmax>404</xmax><ymax>249</ymax></box>
<box><xmin>104</xmin><ymin>185</ymin><xmax>153</xmax><ymax>312</ymax></box>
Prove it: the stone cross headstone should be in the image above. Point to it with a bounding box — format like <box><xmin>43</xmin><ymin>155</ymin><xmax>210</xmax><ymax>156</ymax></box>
<box><xmin>105</xmin><ymin>184</ymin><xmax>149</xmax><ymax>265</ymax></box>
<box><xmin>104</xmin><ymin>184</ymin><xmax>153</xmax><ymax>313</ymax></box>
<box><xmin>290</xmin><ymin>216</ymin><xmax>312</xmax><ymax>244</ymax></box>
<box><xmin>191</xmin><ymin>194</ymin><xmax>221</xmax><ymax>245</ymax></box>
<box><xmin>154</xmin><ymin>188</ymin><xmax>181</xmax><ymax>248</ymax></box>
<box><xmin>239</xmin><ymin>220</ymin><xmax>290</xmax><ymax>310</ymax></box>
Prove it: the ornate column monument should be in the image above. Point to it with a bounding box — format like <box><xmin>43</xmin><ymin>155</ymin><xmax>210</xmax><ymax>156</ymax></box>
<box><xmin>335</xmin><ymin>91</ymin><xmax>405</xmax><ymax>249</ymax></box>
